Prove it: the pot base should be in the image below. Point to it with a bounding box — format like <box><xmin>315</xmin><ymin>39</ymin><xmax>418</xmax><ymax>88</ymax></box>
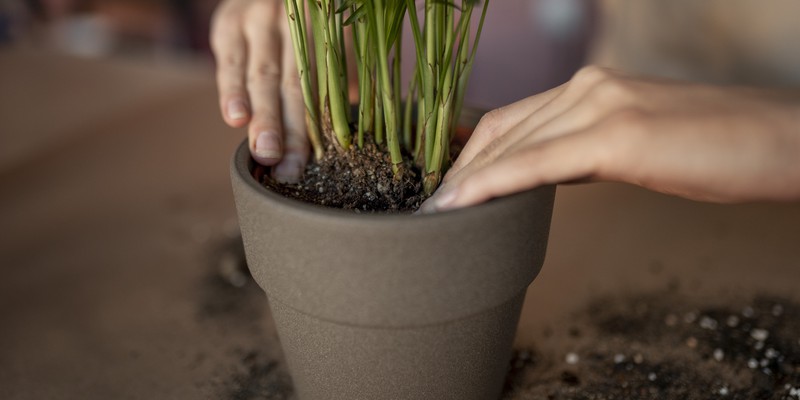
<box><xmin>269</xmin><ymin>292</ymin><xmax>526</xmax><ymax>400</ymax></box>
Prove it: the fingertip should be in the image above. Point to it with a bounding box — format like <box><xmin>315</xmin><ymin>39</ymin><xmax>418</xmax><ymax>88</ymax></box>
<box><xmin>250</xmin><ymin>130</ymin><xmax>283</xmax><ymax>166</ymax></box>
<box><xmin>417</xmin><ymin>198</ymin><xmax>437</xmax><ymax>214</ymax></box>
<box><xmin>432</xmin><ymin>188</ymin><xmax>460</xmax><ymax>211</ymax></box>
<box><xmin>272</xmin><ymin>153</ymin><xmax>306</xmax><ymax>183</ymax></box>
<box><xmin>417</xmin><ymin>185</ymin><xmax>462</xmax><ymax>214</ymax></box>
<box><xmin>441</xmin><ymin>175</ymin><xmax>496</xmax><ymax>211</ymax></box>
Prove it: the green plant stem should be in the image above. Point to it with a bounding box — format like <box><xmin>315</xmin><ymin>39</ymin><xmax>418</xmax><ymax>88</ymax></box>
<box><xmin>424</xmin><ymin>3</ymin><xmax>458</xmax><ymax>195</ymax></box>
<box><xmin>321</xmin><ymin>0</ymin><xmax>351</xmax><ymax>149</ymax></box>
<box><xmin>422</xmin><ymin>0</ymin><xmax>438</xmax><ymax>170</ymax></box>
<box><xmin>309</xmin><ymin>2</ymin><xmax>329</xmax><ymax>131</ymax></box>
<box><xmin>284</xmin><ymin>0</ymin><xmax>324</xmax><ymax>160</ymax></box>
<box><xmin>453</xmin><ymin>0</ymin><xmax>489</xmax><ymax>142</ymax></box>
<box><xmin>393</xmin><ymin>32</ymin><xmax>402</xmax><ymax>148</ymax></box>
<box><xmin>336</xmin><ymin>3</ymin><xmax>349</xmax><ymax>123</ymax></box>
<box><xmin>369</xmin><ymin>0</ymin><xmax>402</xmax><ymax>171</ymax></box>
<box><xmin>353</xmin><ymin>12</ymin><xmax>371</xmax><ymax>148</ymax></box>
<box><xmin>405</xmin><ymin>0</ymin><xmax>429</xmax><ymax>164</ymax></box>
<box><xmin>451</xmin><ymin>0</ymin><xmax>474</xmax><ymax>140</ymax></box>
<box><xmin>403</xmin><ymin>71</ymin><xmax>417</xmax><ymax>151</ymax></box>
<box><xmin>374</xmin><ymin>86</ymin><xmax>384</xmax><ymax>143</ymax></box>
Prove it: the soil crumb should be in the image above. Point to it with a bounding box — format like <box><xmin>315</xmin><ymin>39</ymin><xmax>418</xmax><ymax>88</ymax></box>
<box><xmin>256</xmin><ymin>142</ymin><xmax>426</xmax><ymax>213</ymax></box>
<box><xmin>224</xmin><ymin>350</ymin><xmax>294</xmax><ymax>400</ymax></box>
<box><xmin>505</xmin><ymin>294</ymin><xmax>800</xmax><ymax>400</ymax></box>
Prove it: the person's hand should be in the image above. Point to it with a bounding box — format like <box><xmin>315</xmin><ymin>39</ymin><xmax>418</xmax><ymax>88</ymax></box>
<box><xmin>421</xmin><ymin>66</ymin><xmax>800</xmax><ymax>212</ymax></box>
<box><xmin>211</xmin><ymin>0</ymin><xmax>308</xmax><ymax>182</ymax></box>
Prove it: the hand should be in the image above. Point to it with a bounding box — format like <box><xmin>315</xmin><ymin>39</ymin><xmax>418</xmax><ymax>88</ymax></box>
<box><xmin>422</xmin><ymin>66</ymin><xmax>800</xmax><ymax>212</ymax></box>
<box><xmin>211</xmin><ymin>0</ymin><xmax>308</xmax><ymax>182</ymax></box>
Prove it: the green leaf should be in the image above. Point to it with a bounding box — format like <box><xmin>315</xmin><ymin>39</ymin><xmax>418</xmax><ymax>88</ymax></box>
<box><xmin>385</xmin><ymin>1</ymin><xmax>408</xmax><ymax>48</ymax></box>
<box><xmin>335</xmin><ymin>0</ymin><xmax>358</xmax><ymax>14</ymax></box>
<box><xmin>430</xmin><ymin>0</ymin><xmax>461</xmax><ymax>11</ymax></box>
<box><xmin>343</xmin><ymin>4</ymin><xmax>366</xmax><ymax>26</ymax></box>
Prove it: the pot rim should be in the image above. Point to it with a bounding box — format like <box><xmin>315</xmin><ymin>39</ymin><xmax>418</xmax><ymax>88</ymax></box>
<box><xmin>232</xmin><ymin>139</ymin><xmax>546</xmax><ymax>224</ymax></box>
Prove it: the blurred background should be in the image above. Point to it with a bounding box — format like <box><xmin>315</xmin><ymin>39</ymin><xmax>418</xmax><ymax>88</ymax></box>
<box><xmin>0</xmin><ymin>0</ymin><xmax>596</xmax><ymax>109</ymax></box>
<box><xmin>0</xmin><ymin>0</ymin><xmax>218</xmax><ymax>59</ymax></box>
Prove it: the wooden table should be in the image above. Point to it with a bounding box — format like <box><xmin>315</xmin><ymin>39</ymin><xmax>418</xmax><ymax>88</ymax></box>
<box><xmin>1</xmin><ymin>48</ymin><xmax>798</xmax><ymax>399</ymax></box>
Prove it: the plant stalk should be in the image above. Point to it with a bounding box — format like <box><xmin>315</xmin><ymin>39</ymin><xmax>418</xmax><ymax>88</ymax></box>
<box><xmin>284</xmin><ymin>0</ymin><xmax>324</xmax><ymax>160</ymax></box>
<box><xmin>369</xmin><ymin>0</ymin><xmax>402</xmax><ymax>171</ymax></box>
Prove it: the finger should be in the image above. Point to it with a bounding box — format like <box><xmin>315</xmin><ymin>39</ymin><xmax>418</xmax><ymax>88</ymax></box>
<box><xmin>245</xmin><ymin>2</ymin><xmax>285</xmax><ymax>166</ymax></box>
<box><xmin>445</xmin><ymin>85</ymin><xmax>564</xmax><ymax>181</ymax></box>
<box><xmin>439</xmin><ymin>99</ymin><xmax>580</xmax><ymax>198</ymax></box>
<box><xmin>272</xmin><ymin>12</ymin><xmax>310</xmax><ymax>183</ymax></box>
<box><xmin>443</xmin><ymin>66</ymin><xmax>629</xmax><ymax>186</ymax></box>
<box><xmin>431</xmin><ymin>129</ymin><xmax>607</xmax><ymax>212</ymax></box>
<box><xmin>210</xmin><ymin>6</ymin><xmax>250</xmax><ymax>128</ymax></box>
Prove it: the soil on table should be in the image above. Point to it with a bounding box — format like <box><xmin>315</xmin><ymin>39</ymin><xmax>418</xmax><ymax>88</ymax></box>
<box><xmin>255</xmin><ymin>141</ymin><xmax>427</xmax><ymax>213</ymax></box>
<box><xmin>505</xmin><ymin>293</ymin><xmax>800</xmax><ymax>400</ymax></box>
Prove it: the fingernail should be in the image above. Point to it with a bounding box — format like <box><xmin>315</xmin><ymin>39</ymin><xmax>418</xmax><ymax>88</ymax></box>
<box><xmin>273</xmin><ymin>155</ymin><xmax>304</xmax><ymax>183</ymax></box>
<box><xmin>254</xmin><ymin>131</ymin><xmax>282</xmax><ymax>161</ymax></box>
<box><xmin>434</xmin><ymin>188</ymin><xmax>459</xmax><ymax>211</ymax></box>
<box><xmin>418</xmin><ymin>186</ymin><xmax>460</xmax><ymax>214</ymax></box>
<box><xmin>227</xmin><ymin>99</ymin><xmax>247</xmax><ymax>120</ymax></box>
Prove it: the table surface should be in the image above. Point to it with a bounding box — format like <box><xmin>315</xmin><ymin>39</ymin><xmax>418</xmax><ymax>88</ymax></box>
<box><xmin>2</xmin><ymin>48</ymin><xmax>799</xmax><ymax>399</ymax></box>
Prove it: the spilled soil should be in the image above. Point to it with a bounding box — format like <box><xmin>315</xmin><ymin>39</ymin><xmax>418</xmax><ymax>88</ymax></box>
<box><xmin>505</xmin><ymin>294</ymin><xmax>800</xmax><ymax>400</ymax></box>
<box><xmin>256</xmin><ymin>142</ymin><xmax>426</xmax><ymax>213</ymax></box>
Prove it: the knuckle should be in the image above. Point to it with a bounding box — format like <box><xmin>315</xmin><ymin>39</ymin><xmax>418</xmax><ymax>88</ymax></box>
<box><xmin>475</xmin><ymin>108</ymin><xmax>504</xmax><ymax>139</ymax></box>
<box><xmin>220</xmin><ymin>52</ymin><xmax>246</xmax><ymax>70</ymax></box>
<box><xmin>248</xmin><ymin>63</ymin><xmax>282</xmax><ymax>84</ymax></box>
<box><xmin>573</xmin><ymin>65</ymin><xmax>612</xmax><ymax>86</ymax></box>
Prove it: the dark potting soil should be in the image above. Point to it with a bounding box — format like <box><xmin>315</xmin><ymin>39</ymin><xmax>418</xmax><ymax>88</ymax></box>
<box><xmin>505</xmin><ymin>294</ymin><xmax>800</xmax><ymax>400</ymax></box>
<box><xmin>225</xmin><ymin>350</ymin><xmax>294</xmax><ymax>400</ymax></box>
<box><xmin>255</xmin><ymin>142</ymin><xmax>428</xmax><ymax>213</ymax></box>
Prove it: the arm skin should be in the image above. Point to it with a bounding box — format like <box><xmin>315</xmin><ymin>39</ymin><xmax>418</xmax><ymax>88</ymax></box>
<box><xmin>211</xmin><ymin>0</ymin><xmax>308</xmax><ymax>182</ymax></box>
<box><xmin>421</xmin><ymin>66</ymin><xmax>800</xmax><ymax>212</ymax></box>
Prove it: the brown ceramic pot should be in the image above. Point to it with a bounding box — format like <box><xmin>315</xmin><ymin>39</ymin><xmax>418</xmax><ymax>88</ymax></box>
<box><xmin>231</xmin><ymin>141</ymin><xmax>555</xmax><ymax>400</ymax></box>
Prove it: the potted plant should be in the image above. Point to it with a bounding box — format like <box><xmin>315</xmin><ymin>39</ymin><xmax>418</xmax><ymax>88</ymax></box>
<box><xmin>230</xmin><ymin>1</ymin><xmax>556</xmax><ymax>398</ymax></box>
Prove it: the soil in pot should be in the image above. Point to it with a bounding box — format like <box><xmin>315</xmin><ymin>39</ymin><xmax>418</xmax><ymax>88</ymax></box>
<box><xmin>253</xmin><ymin>123</ymin><xmax>473</xmax><ymax>213</ymax></box>
<box><xmin>255</xmin><ymin>141</ymin><xmax>426</xmax><ymax>212</ymax></box>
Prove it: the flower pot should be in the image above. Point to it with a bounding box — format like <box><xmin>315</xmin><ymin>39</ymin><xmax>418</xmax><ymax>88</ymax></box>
<box><xmin>230</xmin><ymin>141</ymin><xmax>556</xmax><ymax>400</ymax></box>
